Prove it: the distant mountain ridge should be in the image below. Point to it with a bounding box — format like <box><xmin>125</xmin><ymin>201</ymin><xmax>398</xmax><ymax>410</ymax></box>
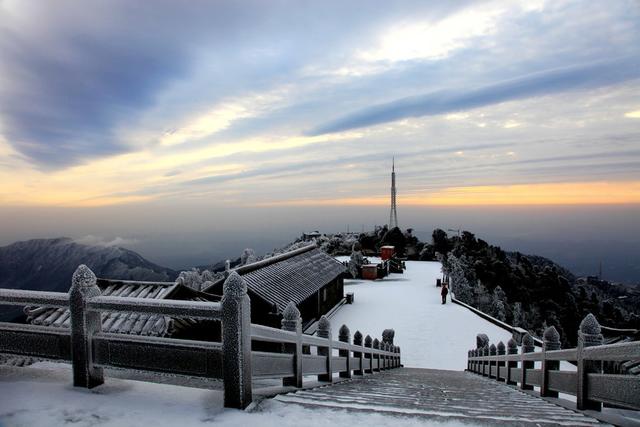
<box><xmin>0</xmin><ymin>237</ymin><xmax>178</xmax><ymax>294</ymax></box>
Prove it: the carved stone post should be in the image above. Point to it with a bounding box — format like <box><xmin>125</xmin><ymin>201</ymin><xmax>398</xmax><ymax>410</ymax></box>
<box><xmin>497</xmin><ymin>341</ymin><xmax>506</xmax><ymax>381</ymax></box>
<box><xmin>221</xmin><ymin>271</ymin><xmax>252</xmax><ymax>409</ymax></box>
<box><xmin>506</xmin><ymin>338</ymin><xmax>518</xmax><ymax>385</ymax></box>
<box><xmin>489</xmin><ymin>343</ymin><xmax>497</xmax><ymax>379</ymax></box>
<box><xmin>339</xmin><ymin>324</ymin><xmax>351</xmax><ymax>378</ymax></box>
<box><xmin>482</xmin><ymin>346</ymin><xmax>489</xmax><ymax>376</ymax></box>
<box><xmin>317</xmin><ymin>316</ymin><xmax>333</xmax><ymax>382</ymax></box>
<box><xmin>70</xmin><ymin>265</ymin><xmax>104</xmax><ymax>389</ymax></box>
<box><xmin>353</xmin><ymin>331</ymin><xmax>364</xmax><ymax>375</ymax></box>
<box><xmin>541</xmin><ymin>326</ymin><xmax>560</xmax><ymax>397</ymax></box>
<box><xmin>373</xmin><ymin>338</ymin><xmax>380</xmax><ymax>372</ymax></box>
<box><xmin>383</xmin><ymin>342</ymin><xmax>389</xmax><ymax>370</ymax></box>
<box><xmin>364</xmin><ymin>335</ymin><xmax>373</xmax><ymax>374</ymax></box>
<box><xmin>520</xmin><ymin>333</ymin><xmax>535</xmax><ymax>391</ymax></box>
<box><xmin>281</xmin><ymin>302</ymin><xmax>303</xmax><ymax>388</ymax></box>
<box><xmin>577</xmin><ymin>314</ymin><xmax>604</xmax><ymax>411</ymax></box>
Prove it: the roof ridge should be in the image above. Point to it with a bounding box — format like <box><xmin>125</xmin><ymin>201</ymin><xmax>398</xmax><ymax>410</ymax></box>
<box><xmin>234</xmin><ymin>244</ymin><xmax>317</xmax><ymax>275</ymax></box>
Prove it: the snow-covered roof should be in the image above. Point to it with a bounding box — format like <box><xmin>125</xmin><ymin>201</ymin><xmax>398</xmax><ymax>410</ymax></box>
<box><xmin>25</xmin><ymin>279</ymin><xmax>219</xmax><ymax>337</ymax></box>
<box><xmin>208</xmin><ymin>245</ymin><xmax>346</xmax><ymax>313</ymax></box>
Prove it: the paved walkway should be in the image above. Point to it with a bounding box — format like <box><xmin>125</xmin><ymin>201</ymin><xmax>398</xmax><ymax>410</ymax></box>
<box><xmin>274</xmin><ymin>368</ymin><xmax>606</xmax><ymax>426</ymax></box>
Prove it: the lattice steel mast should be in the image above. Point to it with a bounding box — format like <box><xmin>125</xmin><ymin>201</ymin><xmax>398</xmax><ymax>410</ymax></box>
<box><xmin>389</xmin><ymin>157</ymin><xmax>398</xmax><ymax>228</ymax></box>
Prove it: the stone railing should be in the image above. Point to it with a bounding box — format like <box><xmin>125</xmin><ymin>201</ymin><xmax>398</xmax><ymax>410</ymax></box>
<box><xmin>0</xmin><ymin>265</ymin><xmax>401</xmax><ymax>409</ymax></box>
<box><xmin>467</xmin><ymin>314</ymin><xmax>640</xmax><ymax>412</ymax></box>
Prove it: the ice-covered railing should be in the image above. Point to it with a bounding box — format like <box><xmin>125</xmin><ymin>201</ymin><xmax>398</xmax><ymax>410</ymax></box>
<box><xmin>0</xmin><ymin>265</ymin><xmax>401</xmax><ymax>410</ymax></box>
<box><xmin>467</xmin><ymin>315</ymin><xmax>640</xmax><ymax>413</ymax></box>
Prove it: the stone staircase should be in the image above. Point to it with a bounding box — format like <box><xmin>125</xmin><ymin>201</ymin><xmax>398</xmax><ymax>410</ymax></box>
<box><xmin>273</xmin><ymin>368</ymin><xmax>607</xmax><ymax>426</ymax></box>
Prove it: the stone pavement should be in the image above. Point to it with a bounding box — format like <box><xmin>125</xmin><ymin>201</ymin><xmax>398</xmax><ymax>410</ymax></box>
<box><xmin>273</xmin><ymin>368</ymin><xmax>607</xmax><ymax>426</ymax></box>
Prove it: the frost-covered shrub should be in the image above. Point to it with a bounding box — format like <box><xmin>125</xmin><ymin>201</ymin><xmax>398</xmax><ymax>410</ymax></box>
<box><xmin>175</xmin><ymin>268</ymin><xmax>221</xmax><ymax>291</ymax></box>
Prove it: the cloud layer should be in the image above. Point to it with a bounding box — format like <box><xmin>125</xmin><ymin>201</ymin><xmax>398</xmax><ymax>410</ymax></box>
<box><xmin>0</xmin><ymin>0</ymin><xmax>639</xmax><ymax>208</ymax></box>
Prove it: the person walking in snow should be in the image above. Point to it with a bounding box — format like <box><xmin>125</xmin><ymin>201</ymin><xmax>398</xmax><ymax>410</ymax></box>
<box><xmin>441</xmin><ymin>283</ymin><xmax>449</xmax><ymax>304</ymax></box>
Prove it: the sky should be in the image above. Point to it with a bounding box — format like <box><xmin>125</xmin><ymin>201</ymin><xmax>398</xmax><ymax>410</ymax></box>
<box><xmin>1</xmin><ymin>1</ymin><xmax>639</xmax><ymax>280</ymax></box>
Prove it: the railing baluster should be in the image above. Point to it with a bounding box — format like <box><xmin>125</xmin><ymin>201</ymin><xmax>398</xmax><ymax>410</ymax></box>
<box><xmin>69</xmin><ymin>265</ymin><xmax>104</xmax><ymax>389</ymax></box>
<box><xmin>353</xmin><ymin>331</ymin><xmax>364</xmax><ymax>375</ymax></box>
<box><xmin>317</xmin><ymin>316</ymin><xmax>333</xmax><ymax>382</ymax></box>
<box><xmin>281</xmin><ymin>302</ymin><xmax>303</xmax><ymax>388</ymax></box>
<box><xmin>497</xmin><ymin>341</ymin><xmax>505</xmax><ymax>382</ymax></box>
<box><xmin>577</xmin><ymin>314</ymin><xmax>604</xmax><ymax>411</ymax></box>
<box><xmin>506</xmin><ymin>339</ymin><xmax>518</xmax><ymax>385</ymax></box>
<box><xmin>520</xmin><ymin>333</ymin><xmax>534</xmax><ymax>390</ymax></box>
<box><xmin>373</xmin><ymin>338</ymin><xmax>380</xmax><ymax>372</ymax></box>
<box><xmin>541</xmin><ymin>326</ymin><xmax>561</xmax><ymax>397</ymax></box>
<box><xmin>489</xmin><ymin>343</ymin><xmax>497</xmax><ymax>379</ymax></box>
<box><xmin>221</xmin><ymin>271</ymin><xmax>252</xmax><ymax>409</ymax></box>
<box><xmin>364</xmin><ymin>335</ymin><xmax>373</xmax><ymax>374</ymax></box>
<box><xmin>339</xmin><ymin>324</ymin><xmax>351</xmax><ymax>378</ymax></box>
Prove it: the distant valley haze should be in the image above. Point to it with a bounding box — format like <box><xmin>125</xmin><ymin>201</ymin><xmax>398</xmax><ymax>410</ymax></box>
<box><xmin>0</xmin><ymin>1</ymin><xmax>639</xmax><ymax>284</ymax></box>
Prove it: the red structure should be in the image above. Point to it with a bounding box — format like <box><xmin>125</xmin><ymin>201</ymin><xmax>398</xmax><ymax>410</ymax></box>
<box><xmin>380</xmin><ymin>245</ymin><xmax>395</xmax><ymax>261</ymax></box>
<box><xmin>361</xmin><ymin>264</ymin><xmax>378</xmax><ymax>280</ymax></box>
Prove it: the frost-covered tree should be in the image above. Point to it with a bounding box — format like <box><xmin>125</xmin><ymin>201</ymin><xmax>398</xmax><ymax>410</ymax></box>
<box><xmin>447</xmin><ymin>253</ymin><xmax>473</xmax><ymax>303</ymax></box>
<box><xmin>494</xmin><ymin>300</ymin><xmax>507</xmax><ymax>321</ymax></box>
<box><xmin>348</xmin><ymin>242</ymin><xmax>366</xmax><ymax>279</ymax></box>
<box><xmin>240</xmin><ymin>248</ymin><xmax>256</xmax><ymax>265</ymax></box>
<box><xmin>175</xmin><ymin>268</ymin><xmax>220</xmax><ymax>291</ymax></box>
<box><xmin>491</xmin><ymin>286</ymin><xmax>507</xmax><ymax>320</ymax></box>
<box><xmin>512</xmin><ymin>302</ymin><xmax>526</xmax><ymax>328</ymax></box>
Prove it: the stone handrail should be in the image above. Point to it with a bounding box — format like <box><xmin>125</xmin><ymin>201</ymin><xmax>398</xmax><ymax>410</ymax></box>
<box><xmin>467</xmin><ymin>314</ymin><xmax>640</xmax><ymax>412</ymax></box>
<box><xmin>0</xmin><ymin>264</ymin><xmax>401</xmax><ymax>410</ymax></box>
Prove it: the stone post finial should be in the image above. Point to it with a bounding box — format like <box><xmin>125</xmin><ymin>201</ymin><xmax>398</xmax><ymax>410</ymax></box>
<box><xmin>497</xmin><ymin>341</ymin><xmax>505</xmax><ymax>355</ymax></box>
<box><xmin>339</xmin><ymin>324</ymin><xmax>350</xmax><ymax>340</ymax></box>
<box><xmin>281</xmin><ymin>301</ymin><xmax>301</xmax><ymax>331</ymax></box>
<box><xmin>543</xmin><ymin>326</ymin><xmax>561</xmax><ymax>351</ymax></box>
<box><xmin>579</xmin><ymin>313</ymin><xmax>603</xmax><ymax>346</ymax></box>
<box><xmin>353</xmin><ymin>330</ymin><xmax>363</xmax><ymax>345</ymax></box>
<box><xmin>72</xmin><ymin>264</ymin><xmax>97</xmax><ymax>289</ymax></box>
<box><xmin>317</xmin><ymin>315</ymin><xmax>331</xmax><ymax>338</ymax></box>
<box><xmin>507</xmin><ymin>338</ymin><xmax>518</xmax><ymax>354</ymax></box>
<box><xmin>373</xmin><ymin>338</ymin><xmax>380</xmax><ymax>349</ymax></box>
<box><xmin>223</xmin><ymin>271</ymin><xmax>247</xmax><ymax>299</ymax></box>
<box><xmin>365</xmin><ymin>335</ymin><xmax>372</xmax><ymax>347</ymax></box>
<box><xmin>522</xmin><ymin>333</ymin><xmax>535</xmax><ymax>352</ymax></box>
<box><xmin>489</xmin><ymin>344</ymin><xmax>497</xmax><ymax>355</ymax></box>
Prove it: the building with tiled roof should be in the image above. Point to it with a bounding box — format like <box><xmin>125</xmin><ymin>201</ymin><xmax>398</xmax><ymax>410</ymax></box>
<box><xmin>25</xmin><ymin>244</ymin><xmax>346</xmax><ymax>338</ymax></box>
<box><xmin>206</xmin><ymin>244</ymin><xmax>347</xmax><ymax>329</ymax></box>
<box><xmin>25</xmin><ymin>278</ymin><xmax>220</xmax><ymax>339</ymax></box>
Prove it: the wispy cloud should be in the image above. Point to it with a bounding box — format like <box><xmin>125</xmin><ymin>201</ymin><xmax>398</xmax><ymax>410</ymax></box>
<box><xmin>308</xmin><ymin>57</ymin><xmax>640</xmax><ymax>135</ymax></box>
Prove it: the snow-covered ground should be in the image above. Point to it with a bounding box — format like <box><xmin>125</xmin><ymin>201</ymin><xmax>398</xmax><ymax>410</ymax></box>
<box><xmin>331</xmin><ymin>260</ymin><xmax>513</xmax><ymax>370</ymax></box>
<box><xmin>0</xmin><ymin>260</ymin><xmax>535</xmax><ymax>426</ymax></box>
<box><xmin>0</xmin><ymin>363</ymin><xmax>469</xmax><ymax>427</ymax></box>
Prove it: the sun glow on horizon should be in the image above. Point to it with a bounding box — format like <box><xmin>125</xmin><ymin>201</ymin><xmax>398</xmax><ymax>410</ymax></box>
<box><xmin>253</xmin><ymin>181</ymin><xmax>640</xmax><ymax>207</ymax></box>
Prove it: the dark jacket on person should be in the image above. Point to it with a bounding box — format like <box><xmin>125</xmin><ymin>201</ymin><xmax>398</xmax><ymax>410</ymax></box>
<box><xmin>441</xmin><ymin>285</ymin><xmax>449</xmax><ymax>296</ymax></box>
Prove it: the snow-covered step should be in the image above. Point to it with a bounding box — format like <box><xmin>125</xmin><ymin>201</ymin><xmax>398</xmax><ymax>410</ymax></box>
<box><xmin>273</xmin><ymin>368</ymin><xmax>608</xmax><ymax>426</ymax></box>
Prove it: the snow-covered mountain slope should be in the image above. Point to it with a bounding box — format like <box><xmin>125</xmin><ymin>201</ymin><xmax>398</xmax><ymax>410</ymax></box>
<box><xmin>330</xmin><ymin>260</ymin><xmax>513</xmax><ymax>370</ymax></box>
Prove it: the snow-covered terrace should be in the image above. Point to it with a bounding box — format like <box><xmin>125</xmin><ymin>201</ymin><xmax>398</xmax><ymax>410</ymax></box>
<box><xmin>0</xmin><ymin>260</ymin><xmax>515</xmax><ymax>426</ymax></box>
